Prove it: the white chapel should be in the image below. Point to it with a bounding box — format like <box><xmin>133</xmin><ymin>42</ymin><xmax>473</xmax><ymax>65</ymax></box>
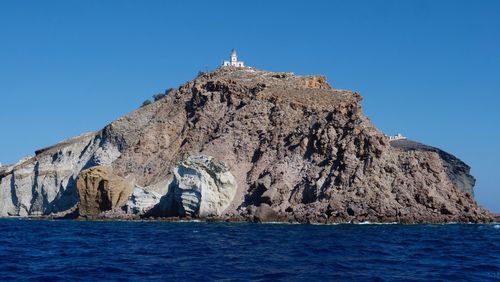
<box><xmin>222</xmin><ymin>49</ymin><xmax>245</xmax><ymax>67</ymax></box>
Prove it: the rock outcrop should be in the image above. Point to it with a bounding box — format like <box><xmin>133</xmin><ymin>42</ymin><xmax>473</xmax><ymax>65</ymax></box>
<box><xmin>170</xmin><ymin>155</ymin><xmax>237</xmax><ymax>217</ymax></box>
<box><xmin>390</xmin><ymin>139</ymin><xmax>476</xmax><ymax>196</ymax></box>
<box><xmin>0</xmin><ymin>67</ymin><xmax>494</xmax><ymax>223</ymax></box>
<box><xmin>124</xmin><ymin>186</ymin><xmax>162</xmax><ymax>215</ymax></box>
<box><xmin>248</xmin><ymin>204</ymin><xmax>278</xmax><ymax>223</ymax></box>
<box><xmin>0</xmin><ymin>133</ymin><xmax>120</xmax><ymax>217</ymax></box>
<box><xmin>76</xmin><ymin>166</ymin><xmax>134</xmax><ymax>217</ymax></box>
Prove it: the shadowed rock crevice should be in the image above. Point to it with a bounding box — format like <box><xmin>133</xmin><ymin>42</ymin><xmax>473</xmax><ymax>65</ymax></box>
<box><xmin>9</xmin><ymin>172</ymin><xmax>19</xmax><ymax>215</ymax></box>
<box><xmin>76</xmin><ymin>166</ymin><xmax>134</xmax><ymax>217</ymax></box>
<box><xmin>47</xmin><ymin>176</ymin><xmax>78</xmax><ymax>214</ymax></box>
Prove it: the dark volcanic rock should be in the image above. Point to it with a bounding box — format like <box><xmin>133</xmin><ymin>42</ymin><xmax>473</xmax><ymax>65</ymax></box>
<box><xmin>249</xmin><ymin>204</ymin><xmax>278</xmax><ymax>223</ymax></box>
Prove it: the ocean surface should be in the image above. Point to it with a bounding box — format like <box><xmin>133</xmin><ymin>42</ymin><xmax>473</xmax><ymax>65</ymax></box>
<box><xmin>0</xmin><ymin>220</ymin><xmax>498</xmax><ymax>281</ymax></box>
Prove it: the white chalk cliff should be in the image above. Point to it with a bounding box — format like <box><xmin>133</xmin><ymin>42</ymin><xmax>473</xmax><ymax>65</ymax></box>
<box><xmin>0</xmin><ymin>132</ymin><xmax>121</xmax><ymax>217</ymax></box>
<box><xmin>171</xmin><ymin>155</ymin><xmax>237</xmax><ymax>217</ymax></box>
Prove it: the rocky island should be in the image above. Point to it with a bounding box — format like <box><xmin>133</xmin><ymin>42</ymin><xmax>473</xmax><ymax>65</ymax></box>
<box><xmin>0</xmin><ymin>67</ymin><xmax>494</xmax><ymax>223</ymax></box>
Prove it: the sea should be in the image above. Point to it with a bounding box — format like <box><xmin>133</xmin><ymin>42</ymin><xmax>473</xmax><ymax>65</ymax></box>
<box><xmin>0</xmin><ymin>220</ymin><xmax>498</xmax><ymax>281</ymax></box>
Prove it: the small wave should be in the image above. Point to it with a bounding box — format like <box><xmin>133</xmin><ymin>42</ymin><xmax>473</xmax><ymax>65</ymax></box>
<box><xmin>354</xmin><ymin>221</ymin><xmax>398</xmax><ymax>225</ymax></box>
<box><xmin>493</xmin><ymin>224</ymin><xmax>500</xmax><ymax>229</ymax></box>
<box><xmin>261</xmin><ymin>221</ymin><xmax>297</xmax><ymax>225</ymax></box>
<box><xmin>358</xmin><ymin>221</ymin><xmax>372</xmax><ymax>225</ymax></box>
<box><xmin>300</xmin><ymin>221</ymin><xmax>400</xmax><ymax>225</ymax></box>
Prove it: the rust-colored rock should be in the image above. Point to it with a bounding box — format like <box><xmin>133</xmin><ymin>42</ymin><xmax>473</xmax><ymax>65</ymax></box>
<box><xmin>76</xmin><ymin>165</ymin><xmax>134</xmax><ymax>217</ymax></box>
<box><xmin>303</xmin><ymin>75</ymin><xmax>331</xmax><ymax>89</ymax></box>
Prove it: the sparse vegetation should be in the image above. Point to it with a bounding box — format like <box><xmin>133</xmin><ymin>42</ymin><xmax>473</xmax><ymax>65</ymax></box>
<box><xmin>141</xmin><ymin>99</ymin><xmax>152</xmax><ymax>107</ymax></box>
<box><xmin>165</xmin><ymin>88</ymin><xmax>174</xmax><ymax>95</ymax></box>
<box><xmin>141</xmin><ymin>88</ymin><xmax>174</xmax><ymax>107</ymax></box>
<box><xmin>153</xmin><ymin>93</ymin><xmax>166</xmax><ymax>101</ymax></box>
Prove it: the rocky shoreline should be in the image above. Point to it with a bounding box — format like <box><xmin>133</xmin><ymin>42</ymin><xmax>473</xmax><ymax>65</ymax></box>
<box><xmin>0</xmin><ymin>67</ymin><xmax>495</xmax><ymax>223</ymax></box>
<box><xmin>9</xmin><ymin>212</ymin><xmax>500</xmax><ymax>225</ymax></box>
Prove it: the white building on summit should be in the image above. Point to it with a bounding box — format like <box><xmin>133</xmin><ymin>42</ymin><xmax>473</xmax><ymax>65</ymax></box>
<box><xmin>222</xmin><ymin>49</ymin><xmax>245</xmax><ymax>67</ymax></box>
<box><xmin>387</xmin><ymin>133</ymin><xmax>407</xmax><ymax>141</ymax></box>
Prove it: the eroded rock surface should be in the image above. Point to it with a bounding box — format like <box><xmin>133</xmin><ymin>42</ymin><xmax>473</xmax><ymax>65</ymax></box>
<box><xmin>390</xmin><ymin>139</ymin><xmax>475</xmax><ymax>196</ymax></box>
<box><xmin>171</xmin><ymin>155</ymin><xmax>237</xmax><ymax>217</ymax></box>
<box><xmin>0</xmin><ymin>67</ymin><xmax>494</xmax><ymax>223</ymax></box>
<box><xmin>124</xmin><ymin>186</ymin><xmax>162</xmax><ymax>215</ymax></box>
<box><xmin>76</xmin><ymin>165</ymin><xmax>134</xmax><ymax>217</ymax></box>
<box><xmin>0</xmin><ymin>133</ymin><xmax>121</xmax><ymax>217</ymax></box>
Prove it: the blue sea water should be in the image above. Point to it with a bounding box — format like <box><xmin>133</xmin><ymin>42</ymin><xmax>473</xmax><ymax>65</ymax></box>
<box><xmin>0</xmin><ymin>220</ymin><xmax>498</xmax><ymax>281</ymax></box>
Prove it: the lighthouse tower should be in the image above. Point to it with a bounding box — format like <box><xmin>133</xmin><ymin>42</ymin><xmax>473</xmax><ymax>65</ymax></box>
<box><xmin>223</xmin><ymin>49</ymin><xmax>245</xmax><ymax>67</ymax></box>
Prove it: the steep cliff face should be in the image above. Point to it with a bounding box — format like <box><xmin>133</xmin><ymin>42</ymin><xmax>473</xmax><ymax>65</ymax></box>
<box><xmin>170</xmin><ymin>155</ymin><xmax>237</xmax><ymax>217</ymax></box>
<box><xmin>0</xmin><ymin>67</ymin><xmax>493</xmax><ymax>223</ymax></box>
<box><xmin>0</xmin><ymin>132</ymin><xmax>121</xmax><ymax>217</ymax></box>
<box><xmin>390</xmin><ymin>139</ymin><xmax>476</xmax><ymax>196</ymax></box>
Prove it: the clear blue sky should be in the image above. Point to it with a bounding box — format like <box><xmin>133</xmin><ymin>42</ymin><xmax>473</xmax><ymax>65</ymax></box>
<box><xmin>0</xmin><ymin>0</ymin><xmax>498</xmax><ymax>212</ymax></box>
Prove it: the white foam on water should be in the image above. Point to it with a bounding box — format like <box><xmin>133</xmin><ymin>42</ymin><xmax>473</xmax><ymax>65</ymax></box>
<box><xmin>356</xmin><ymin>221</ymin><xmax>398</xmax><ymax>225</ymax></box>
<box><xmin>177</xmin><ymin>220</ymin><xmax>202</xmax><ymax>223</ymax></box>
<box><xmin>262</xmin><ymin>221</ymin><xmax>298</xmax><ymax>225</ymax></box>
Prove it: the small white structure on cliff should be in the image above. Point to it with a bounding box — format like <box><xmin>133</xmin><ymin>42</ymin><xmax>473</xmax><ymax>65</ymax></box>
<box><xmin>222</xmin><ymin>49</ymin><xmax>245</xmax><ymax>67</ymax></box>
<box><xmin>387</xmin><ymin>133</ymin><xmax>407</xmax><ymax>141</ymax></box>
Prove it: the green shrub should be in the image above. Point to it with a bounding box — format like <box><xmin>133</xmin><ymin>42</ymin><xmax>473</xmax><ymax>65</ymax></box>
<box><xmin>165</xmin><ymin>88</ymin><xmax>174</xmax><ymax>95</ymax></box>
<box><xmin>141</xmin><ymin>99</ymin><xmax>152</xmax><ymax>107</ymax></box>
<box><xmin>153</xmin><ymin>93</ymin><xmax>166</xmax><ymax>101</ymax></box>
